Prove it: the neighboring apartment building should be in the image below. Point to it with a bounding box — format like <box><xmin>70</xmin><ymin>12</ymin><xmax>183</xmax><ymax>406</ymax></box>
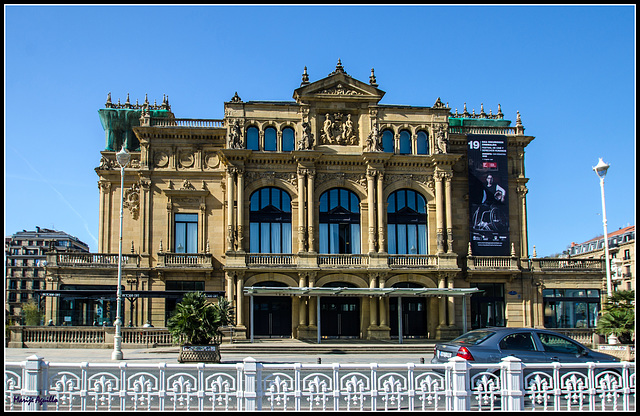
<box><xmin>5</xmin><ymin>227</ymin><xmax>89</xmax><ymax>324</ymax></box>
<box><xmin>569</xmin><ymin>225</ymin><xmax>635</xmax><ymax>292</ymax></box>
<box><xmin>39</xmin><ymin>61</ymin><xmax>607</xmax><ymax>340</ymax></box>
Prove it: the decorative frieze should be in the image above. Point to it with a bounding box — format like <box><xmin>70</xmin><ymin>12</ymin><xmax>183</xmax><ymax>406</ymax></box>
<box><xmin>319</xmin><ymin>113</ymin><xmax>358</xmax><ymax>145</ymax></box>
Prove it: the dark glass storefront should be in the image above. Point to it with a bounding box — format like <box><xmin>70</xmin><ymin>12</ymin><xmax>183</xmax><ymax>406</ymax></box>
<box><xmin>470</xmin><ymin>283</ymin><xmax>505</xmax><ymax>329</ymax></box>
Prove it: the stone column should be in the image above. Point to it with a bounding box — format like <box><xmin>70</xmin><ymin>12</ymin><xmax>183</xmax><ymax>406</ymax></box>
<box><xmin>377</xmin><ymin>173</ymin><xmax>386</xmax><ymax>253</ymax></box>
<box><xmin>226</xmin><ymin>167</ymin><xmax>236</xmax><ymax>252</ymax></box>
<box><xmin>307</xmin><ymin>169</ymin><xmax>316</xmax><ymax>252</ymax></box>
<box><xmin>297</xmin><ymin>167</ymin><xmax>307</xmax><ymax>252</ymax></box>
<box><xmin>378</xmin><ymin>277</ymin><xmax>387</xmax><ymax>327</ymax></box>
<box><xmin>226</xmin><ymin>272</ymin><xmax>235</xmax><ymax>319</ymax></box>
<box><xmin>299</xmin><ymin>273</ymin><xmax>308</xmax><ymax>326</ymax></box>
<box><xmin>447</xmin><ymin>275</ymin><xmax>455</xmax><ymax>327</ymax></box>
<box><xmin>434</xmin><ymin>170</ymin><xmax>445</xmax><ymax>254</ymax></box>
<box><xmin>235</xmin><ymin>274</ymin><xmax>244</xmax><ymax>327</ymax></box>
<box><xmin>518</xmin><ymin>184</ymin><xmax>529</xmax><ymax>258</ymax></box>
<box><xmin>308</xmin><ymin>272</ymin><xmax>316</xmax><ymax>327</ymax></box>
<box><xmin>369</xmin><ymin>274</ymin><xmax>378</xmax><ymax>327</ymax></box>
<box><xmin>444</xmin><ymin>172</ymin><xmax>454</xmax><ymax>253</ymax></box>
<box><xmin>438</xmin><ymin>274</ymin><xmax>447</xmax><ymax>328</ymax></box>
<box><xmin>367</xmin><ymin>168</ymin><xmax>377</xmax><ymax>253</ymax></box>
<box><xmin>237</xmin><ymin>168</ymin><xmax>245</xmax><ymax>251</ymax></box>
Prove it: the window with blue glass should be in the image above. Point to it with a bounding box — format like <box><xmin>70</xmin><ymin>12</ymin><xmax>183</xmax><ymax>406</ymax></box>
<box><xmin>399</xmin><ymin>130</ymin><xmax>411</xmax><ymax>154</ymax></box>
<box><xmin>387</xmin><ymin>189</ymin><xmax>427</xmax><ymax>254</ymax></box>
<box><xmin>319</xmin><ymin>188</ymin><xmax>361</xmax><ymax>254</ymax></box>
<box><xmin>282</xmin><ymin>127</ymin><xmax>295</xmax><ymax>152</ymax></box>
<box><xmin>543</xmin><ymin>289</ymin><xmax>600</xmax><ymax>328</ymax></box>
<box><xmin>249</xmin><ymin>187</ymin><xmax>292</xmax><ymax>253</ymax></box>
<box><xmin>382</xmin><ymin>130</ymin><xmax>394</xmax><ymax>153</ymax></box>
<box><xmin>247</xmin><ymin>126</ymin><xmax>259</xmax><ymax>151</ymax></box>
<box><xmin>264</xmin><ymin>127</ymin><xmax>277</xmax><ymax>151</ymax></box>
<box><xmin>416</xmin><ymin>131</ymin><xmax>428</xmax><ymax>155</ymax></box>
<box><xmin>174</xmin><ymin>213</ymin><xmax>198</xmax><ymax>253</ymax></box>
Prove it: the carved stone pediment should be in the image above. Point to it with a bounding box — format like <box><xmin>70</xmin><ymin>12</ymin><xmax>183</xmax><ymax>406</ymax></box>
<box><xmin>293</xmin><ymin>71</ymin><xmax>385</xmax><ymax>104</ymax></box>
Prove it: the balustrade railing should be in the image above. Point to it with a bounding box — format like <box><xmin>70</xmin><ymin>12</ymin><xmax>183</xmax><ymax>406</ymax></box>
<box><xmin>55</xmin><ymin>253</ymin><xmax>139</xmax><ymax>268</ymax></box>
<box><xmin>318</xmin><ymin>254</ymin><xmax>369</xmax><ymax>267</ymax></box>
<box><xmin>534</xmin><ymin>258</ymin><xmax>604</xmax><ymax>271</ymax></box>
<box><xmin>388</xmin><ymin>254</ymin><xmax>438</xmax><ymax>267</ymax></box>
<box><xmin>22</xmin><ymin>327</ymin><xmax>106</xmax><ymax>345</ymax></box>
<box><xmin>246</xmin><ymin>253</ymin><xmax>296</xmax><ymax>267</ymax></box>
<box><xmin>5</xmin><ymin>356</ymin><xmax>635</xmax><ymax>411</ymax></box>
<box><xmin>157</xmin><ymin>252</ymin><xmax>212</xmax><ymax>268</ymax></box>
<box><xmin>449</xmin><ymin>126</ymin><xmax>518</xmax><ymax>135</ymax></box>
<box><xmin>150</xmin><ymin>118</ymin><xmax>224</xmax><ymax>128</ymax></box>
<box><xmin>467</xmin><ymin>256</ymin><xmax>517</xmax><ymax>269</ymax></box>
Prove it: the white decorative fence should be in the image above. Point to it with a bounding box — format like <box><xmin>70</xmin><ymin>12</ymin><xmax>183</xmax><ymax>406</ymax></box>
<box><xmin>4</xmin><ymin>356</ymin><xmax>635</xmax><ymax>411</ymax></box>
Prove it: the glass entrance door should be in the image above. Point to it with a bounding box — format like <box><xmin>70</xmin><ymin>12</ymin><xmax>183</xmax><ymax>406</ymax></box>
<box><xmin>253</xmin><ymin>296</ymin><xmax>292</xmax><ymax>337</ymax></box>
<box><xmin>390</xmin><ymin>297</ymin><xmax>427</xmax><ymax>338</ymax></box>
<box><xmin>320</xmin><ymin>297</ymin><xmax>360</xmax><ymax>338</ymax></box>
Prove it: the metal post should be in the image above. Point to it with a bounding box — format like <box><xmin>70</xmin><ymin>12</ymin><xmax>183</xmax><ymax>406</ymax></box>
<box><xmin>250</xmin><ymin>294</ymin><xmax>254</xmax><ymax>343</ymax></box>
<box><xmin>462</xmin><ymin>295</ymin><xmax>468</xmax><ymax>334</ymax></box>
<box><xmin>599</xmin><ymin>176</ymin><xmax>613</xmax><ymax>298</ymax></box>
<box><xmin>112</xmin><ymin>163</ymin><xmax>125</xmax><ymax>359</ymax></box>
<box><xmin>398</xmin><ymin>297</ymin><xmax>403</xmax><ymax>344</ymax></box>
<box><xmin>317</xmin><ymin>295</ymin><xmax>321</xmax><ymax>344</ymax></box>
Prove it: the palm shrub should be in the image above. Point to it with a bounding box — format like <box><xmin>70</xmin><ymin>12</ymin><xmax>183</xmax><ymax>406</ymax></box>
<box><xmin>596</xmin><ymin>289</ymin><xmax>635</xmax><ymax>344</ymax></box>
<box><xmin>167</xmin><ymin>292</ymin><xmax>232</xmax><ymax>345</ymax></box>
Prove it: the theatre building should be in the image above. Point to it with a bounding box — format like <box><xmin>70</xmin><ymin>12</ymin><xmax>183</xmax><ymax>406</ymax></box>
<box><xmin>40</xmin><ymin>61</ymin><xmax>607</xmax><ymax>341</ymax></box>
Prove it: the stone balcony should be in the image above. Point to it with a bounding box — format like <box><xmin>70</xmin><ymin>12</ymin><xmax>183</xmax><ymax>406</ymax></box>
<box><xmin>156</xmin><ymin>252</ymin><xmax>213</xmax><ymax>268</ymax></box>
<box><xmin>48</xmin><ymin>252</ymin><xmax>140</xmax><ymax>268</ymax></box>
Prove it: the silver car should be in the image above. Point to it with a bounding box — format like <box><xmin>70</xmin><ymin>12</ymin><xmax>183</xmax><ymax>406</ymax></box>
<box><xmin>431</xmin><ymin>327</ymin><xmax>619</xmax><ymax>364</ymax></box>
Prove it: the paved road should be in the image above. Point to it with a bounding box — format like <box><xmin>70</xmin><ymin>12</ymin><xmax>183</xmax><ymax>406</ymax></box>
<box><xmin>5</xmin><ymin>346</ymin><xmax>434</xmax><ymax>365</ymax></box>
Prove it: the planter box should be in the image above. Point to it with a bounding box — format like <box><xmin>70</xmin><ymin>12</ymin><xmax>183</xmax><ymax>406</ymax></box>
<box><xmin>178</xmin><ymin>344</ymin><xmax>221</xmax><ymax>363</ymax></box>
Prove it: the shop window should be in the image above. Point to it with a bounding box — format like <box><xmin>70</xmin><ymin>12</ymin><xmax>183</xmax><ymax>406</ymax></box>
<box><xmin>543</xmin><ymin>289</ymin><xmax>600</xmax><ymax>328</ymax></box>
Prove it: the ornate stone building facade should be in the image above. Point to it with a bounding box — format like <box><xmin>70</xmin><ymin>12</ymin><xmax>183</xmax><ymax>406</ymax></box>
<box><xmin>40</xmin><ymin>61</ymin><xmax>606</xmax><ymax>340</ymax></box>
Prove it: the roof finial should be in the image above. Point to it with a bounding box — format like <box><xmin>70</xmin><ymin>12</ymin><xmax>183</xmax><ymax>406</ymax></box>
<box><xmin>336</xmin><ymin>58</ymin><xmax>344</xmax><ymax>72</ymax></box>
<box><xmin>369</xmin><ymin>68</ymin><xmax>378</xmax><ymax>87</ymax></box>
<box><xmin>144</xmin><ymin>93</ymin><xmax>149</xmax><ymax>105</ymax></box>
<box><xmin>516</xmin><ymin>111</ymin><xmax>522</xmax><ymax>126</ymax></box>
<box><xmin>124</xmin><ymin>93</ymin><xmax>131</xmax><ymax>108</ymax></box>
<box><xmin>301</xmin><ymin>66</ymin><xmax>310</xmax><ymax>86</ymax></box>
<box><xmin>106</xmin><ymin>92</ymin><xmax>112</xmax><ymax>107</ymax></box>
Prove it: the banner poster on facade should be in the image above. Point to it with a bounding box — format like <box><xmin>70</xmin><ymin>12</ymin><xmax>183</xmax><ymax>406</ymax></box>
<box><xmin>467</xmin><ymin>134</ymin><xmax>510</xmax><ymax>256</ymax></box>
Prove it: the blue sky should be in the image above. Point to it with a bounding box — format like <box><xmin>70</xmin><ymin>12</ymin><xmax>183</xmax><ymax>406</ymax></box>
<box><xmin>5</xmin><ymin>5</ymin><xmax>635</xmax><ymax>256</ymax></box>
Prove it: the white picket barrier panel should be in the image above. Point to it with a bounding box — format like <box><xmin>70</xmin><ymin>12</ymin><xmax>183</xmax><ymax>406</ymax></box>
<box><xmin>4</xmin><ymin>355</ymin><xmax>635</xmax><ymax>411</ymax></box>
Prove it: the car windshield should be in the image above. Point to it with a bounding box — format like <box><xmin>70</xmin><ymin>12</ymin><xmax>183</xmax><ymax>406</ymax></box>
<box><xmin>450</xmin><ymin>330</ymin><xmax>496</xmax><ymax>345</ymax></box>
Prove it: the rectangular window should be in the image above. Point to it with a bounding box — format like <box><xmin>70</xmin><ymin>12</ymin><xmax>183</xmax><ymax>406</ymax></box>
<box><xmin>470</xmin><ymin>283</ymin><xmax>505</xmax><ymax>329</ymax></box>
<box><xmin>174</xmin><ymin>213</ymin><xmax>198</xmax><ymax>253</ymax></box>
<box><xmin>543</xmin><ymin>289</ymin><xmax>600</xmax><ymax>328</ymax></box>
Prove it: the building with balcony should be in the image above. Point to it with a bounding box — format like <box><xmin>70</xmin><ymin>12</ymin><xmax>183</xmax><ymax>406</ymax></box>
<box><xmin>5</xmin><ymin>227</ymin><xmax>89</xmax><ymax>324</ymax></box>
<box><xmin>39</xmin><ymin>61</ymin><xmax>607</xmax><ymax>341</ymax></box>
<box><xmin>569</xmin><ymin>225</ymin><xmax>635</xmax><ymax>292</ymax></box>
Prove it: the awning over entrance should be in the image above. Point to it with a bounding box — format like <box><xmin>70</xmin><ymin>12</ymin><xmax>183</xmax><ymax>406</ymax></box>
<box><xmin>243</xmin><ymin>286</ymin><xmax>482</xmax><ymax>344</ymax></box>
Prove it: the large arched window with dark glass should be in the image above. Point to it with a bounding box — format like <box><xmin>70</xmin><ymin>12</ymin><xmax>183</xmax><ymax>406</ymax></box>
<box><xmin>319</xmin><ymin>188</ymin><xmax>361</xmax><ymax>254</ymax></box>
<box><xmin>387</xmin><ymin>189</ymin><xmax>427</xmax><ymax>254</ymax></box>
<box><xmin>250</xmin><ymin>187</ymin><xmax>292</xmax><ymax>253</ymax></box>
<box><xmin>264</xmin><ymin>127</ymin><xmax>277</xmax><ymax>151</ymax></box>
<box><xmin>399</xmin><ymin>130</ymin><xmax>411</xmax><ymax>154</ymax></box>
<box><xmin>247</xmin><ymin>126</ymin><xmax>259</xmax><ymax>151</ymax></box>
<box><xmin>382</xmin><ymin>130</ymin><xmax>394</xmax><ymax>153</ymax></box>
<box><xmin>282</xmin><ymin>127</ymin><xmax>295</xmax><ymax>152</ymax></box>
<box><xmin>416</xmin><ymin>131</ymin><xmax>428</xmax><ymax>155</ymax></box>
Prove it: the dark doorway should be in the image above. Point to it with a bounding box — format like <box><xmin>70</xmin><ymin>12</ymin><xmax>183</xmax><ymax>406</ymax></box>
<box><xmin>320</xmin><ymin>282</ymin><xmax>360</xmax><ymax>338</ymax></box>
<box><xmin>389</xmin><ymin>283</ymin><xmax>428</xmax><ymax>338</ymax></box>
<box><xmin>252</xmin><ymin>282</ymin><xmax>292</xmax><ymax>338</ymax></box>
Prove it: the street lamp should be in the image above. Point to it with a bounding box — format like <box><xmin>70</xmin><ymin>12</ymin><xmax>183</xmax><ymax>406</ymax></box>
<box><xmin>593</xmin><ymin>158</ymin><xmax>618</xmax><ymax>344</ymax></box>
<box><xmin>112</xmin><ymin>145</ymin><xmax>131</xmax><ymax>360</ymax></box>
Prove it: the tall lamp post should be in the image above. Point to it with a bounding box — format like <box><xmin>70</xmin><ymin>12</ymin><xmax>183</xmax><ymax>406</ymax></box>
<box><xmin>593</xmin><ymin>158</ymin><xmax>613</xmax><ymax>299</ymax></box>
<box><xmin>112</xmin><ymin>145</ymin><xmax>131</xmax><ymax>360</ymax></box>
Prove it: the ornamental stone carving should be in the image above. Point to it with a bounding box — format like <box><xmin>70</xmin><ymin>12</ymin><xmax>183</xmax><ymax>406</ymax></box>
<box><xmin>297</xmin><ymin>121</ymin><xmax>314</xmax><ymax>150</ymax></box>
<box><xmin>320</xmin><ymin>113</ymin><xmax>358</xmax><ymax>145</ymax></box>
<box><xmin>228</xmin><ymin>120</ymin><xmax>243</xmax><ymax>149</ymax></box>
<box><xmin>435</xmin><ymin>125</ymin><xmax>449</xmax><ymax>154</ymax></box>
<box><xmin>123</xmin><ymin>182</ymin><xmax>140</xmax><ymax>220</ymax></box>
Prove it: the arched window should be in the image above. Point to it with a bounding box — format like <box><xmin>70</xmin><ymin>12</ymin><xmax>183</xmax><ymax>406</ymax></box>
<box><xmin>250</xmin><ymin>187</ymin><xmax>292</xmax><ymax>253</ymax></box>
<box><xmin>416</xmin><ymin>131</ymin><xmax>428</xmax><ymax>155</ymax></box>
<box><xmin>282</xmin><ymin>127</ymin><xmax>295</xmax><ymax>152</ymax></box>
<box><xmin>247</xmin><ymin>126</ymin><xmax>259</xmax><ymax>151</ymax></box>
<box><xmin>319</xmin><ymin>188</ymin><xmax>361</xmax><ymax>254</ymax></box>
<box><xmin>382</xmin><ymin>130</ymin><xmax>394</xmax><ymax>153</ymax></box>
<box><xmin>399</xmin><ymin>130</ymin><xmax>411</xmax><ymax>154</ymax></box>
<box><xmin>264</xmin><ymin>127</ymin><xmax>277</xmax><ymax>151</ymax></box>
<box><xmin>387</xmin><ymin>189</ymin><xmax>427</xmax><ymax>254</ymax></box>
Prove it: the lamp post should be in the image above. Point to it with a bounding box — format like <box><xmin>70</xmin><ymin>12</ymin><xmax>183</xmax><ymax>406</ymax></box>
<box><xmin>112</xmin><ymin>145</ymin><xmax>131</xmax><ymax>360</ymax></box>
<box><xmin>593</xmin><ymin>158</ymin><xmax>617</xmax><ymax>345</ymax></box>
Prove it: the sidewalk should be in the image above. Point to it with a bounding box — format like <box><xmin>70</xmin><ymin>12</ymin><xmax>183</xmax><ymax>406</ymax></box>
<box><xmin>5</xmin><ymin>339</ymin><xmax>437</xmax><ymax>365</ymax></box>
